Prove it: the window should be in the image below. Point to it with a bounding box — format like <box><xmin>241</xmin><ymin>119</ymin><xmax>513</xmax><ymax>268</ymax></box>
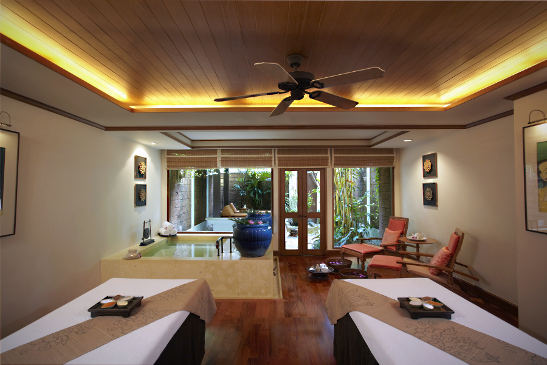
<box><xmin>333</xmin><ymin>167</ymin><xmax>393</xmax><ymax>247</ymax></box>
<box><xmin>168</xmin><ymin>168</ymin><xmax>272</xmax><ymax>232</ymax></box>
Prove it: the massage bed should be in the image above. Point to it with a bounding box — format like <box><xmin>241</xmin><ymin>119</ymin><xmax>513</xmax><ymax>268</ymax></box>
<box><xmin>0</xmin><ymin>278</ymin><xmax>214</xmax><ymax>365</ymax></box>
<box><xmin>330</xmin><ymin>278</ymin><xmax>547</xmax><ymax>365</ymax></box>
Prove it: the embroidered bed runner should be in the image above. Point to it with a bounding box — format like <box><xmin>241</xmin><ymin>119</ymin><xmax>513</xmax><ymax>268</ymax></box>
<box><xmin>326</xmin><ymin>280</ymin><xmax>546</xmax><ymax>365</ymax></box>
<box><xmin>1</xmin><ymin>279</ymin><xmax>216</xmax><ymax>365</ymax></box>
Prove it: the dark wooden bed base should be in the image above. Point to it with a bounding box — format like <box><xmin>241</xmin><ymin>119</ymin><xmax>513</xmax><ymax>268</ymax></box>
<box><xmin>334</xmin><ymin>313</ymin><xmax>379</xmax><ymax>365</ymax></box>
<box><xmin>155</xmin><ymin>313</ymin><xmax>205</xmax><ymax>365</ymax></box>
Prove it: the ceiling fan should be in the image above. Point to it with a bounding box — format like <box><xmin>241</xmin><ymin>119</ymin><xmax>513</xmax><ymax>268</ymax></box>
<box><xmin>214</xmin><ymin>54</ymin><xmax>384</xmax><ymax>117</ymax></box>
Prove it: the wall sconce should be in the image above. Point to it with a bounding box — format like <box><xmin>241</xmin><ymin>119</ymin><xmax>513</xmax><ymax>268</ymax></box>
<box><xmin>0</xmin><ymin>111</ymin><xmax>12</xmax><ymax>128</ymax></box>
<box><xmin>528</xmin><ymin>109</ymin><xmax>546</xmax><ymax>125</ymax></box>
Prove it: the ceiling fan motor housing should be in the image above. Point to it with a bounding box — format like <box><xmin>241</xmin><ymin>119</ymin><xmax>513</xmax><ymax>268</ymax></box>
<box><xmin>278</xmin><ymin>70</ymin><xmax>315</xmax><ymax>91</ymax></box>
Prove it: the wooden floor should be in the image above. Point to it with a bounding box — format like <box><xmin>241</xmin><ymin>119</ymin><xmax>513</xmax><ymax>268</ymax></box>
<box><xmin>202</xmin><ymin>255</ymin><xmax>517</xmax><ymax>364</ymax></box>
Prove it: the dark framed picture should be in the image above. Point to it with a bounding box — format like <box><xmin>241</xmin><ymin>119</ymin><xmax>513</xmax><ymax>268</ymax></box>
<box><xmin>0</xmin><ymin>128</ymin><xmax>20</xmax><ymax>237</ymax></box>
<box><xmin>423</xmin><ymin>183</ymin><xmax>437</xmax><ymax>206</ymax></box>
<box><xmin>422</xmin><ymin>153</ymin><xmax>437</xmax><ymax>178</ymax></box>
<box><xmin>135</xmin><ymin>184</ymin><xmax>147</xmax><ymax>207</ymax></box>
<box><xmin>523</xmin><ymin>121</ymin><xmax>547</xmax><ymax>234</ymax></box>
<box><xmin>134</xmin><ymin>155</ymin><xmax>147</xmax><ymax>179</ymax></box>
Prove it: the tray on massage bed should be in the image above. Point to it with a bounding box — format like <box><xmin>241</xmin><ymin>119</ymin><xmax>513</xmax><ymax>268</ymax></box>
<box><xmin>88</xmin><ymin>296</ymin><xmax>143</xmax><ymax>318</ymax></box>
<box><xmin>397</xmin><ymin>297</ymin><xmax>454</xmax><ymax>319</ymax></box>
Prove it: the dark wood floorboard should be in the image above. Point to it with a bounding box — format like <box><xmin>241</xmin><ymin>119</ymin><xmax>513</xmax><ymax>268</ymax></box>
<box><xmin>202</xmin><ymin>256</ymin><xmax>336</xmax><ymax>365</ymax></box>
<box><xmin>202</xmin><ymin>255</ymin><xmax>517</xmax><ymax>364</ymax></box>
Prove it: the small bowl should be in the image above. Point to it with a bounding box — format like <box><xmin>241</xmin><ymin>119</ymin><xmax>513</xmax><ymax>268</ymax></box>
<box><xmin>409</xmin><ymin>299</ymin><xmax>422</xmax><ymax>307</ymax></box>
<box><xmin>422</xmin><ymin>302</ymin><xmax>434</xmax><ymax>310</ymax></box>
<box><xmin>116</xmin><ymin>300</ymin><xmax>128</xmax><ymax>308</ymax></box>
<box><xmin>426</xmin><ymin>300</ymin><xmax>443</xmax><ymax>308</ymax></box>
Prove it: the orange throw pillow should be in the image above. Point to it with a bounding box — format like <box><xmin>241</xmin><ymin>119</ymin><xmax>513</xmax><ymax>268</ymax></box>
<box><xmin>447</xmin><ymin>232</ymin><xmax>461</xmax><ymax>254</ymax></box>
<box><xmin>429</xmin><ymin>247</ymin><xmax>452</xmax><ymax>275</ymax></box>
<box><xmin>381</xmin><ymin>228</ymin><xmax>402</xmax><ymax>249</ymax></box>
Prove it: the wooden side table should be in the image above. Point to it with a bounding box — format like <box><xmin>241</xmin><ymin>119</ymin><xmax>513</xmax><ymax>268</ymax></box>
<box><xmin>399</xmin><ymin>237</ymin><xmax>438</xmax><ymax>259</ymax></box>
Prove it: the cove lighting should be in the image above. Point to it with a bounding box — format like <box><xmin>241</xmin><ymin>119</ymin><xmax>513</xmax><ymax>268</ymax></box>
<box><xmin>1</xmin><ymin>6</ymin><xmax>545</xmax><ymax>111</ymax></box>
<box><xmin>0</xmin><ymin>7</ymin><xmax>128</xmax><ymax>101</ymax></box>
<box><xmin>128</xmin><ymin>103</ymin><xmax>449</xmax><ymax>111</ymax></box>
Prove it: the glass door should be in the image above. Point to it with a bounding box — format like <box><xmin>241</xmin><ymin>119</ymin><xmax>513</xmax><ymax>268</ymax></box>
<box><xmin>279</xmin><ymin>169</ymin><xmax>325</xmax><ymax>255</ymax></box>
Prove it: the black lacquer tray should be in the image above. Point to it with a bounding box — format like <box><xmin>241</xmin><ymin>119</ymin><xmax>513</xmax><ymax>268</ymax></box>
<box><xmin>307</xmin><ymin>266</ymin><xmax>334</xmax><ymax>278</ymax></box>
<box><xmin>397</xmin><ymin>297</ymin><xmax>454</xmax><ymax>319</ymax></box>
<box><xmin>88</xmin><ymin>296</ymin><xmax>143</xmax><ymax>318</ymax></box>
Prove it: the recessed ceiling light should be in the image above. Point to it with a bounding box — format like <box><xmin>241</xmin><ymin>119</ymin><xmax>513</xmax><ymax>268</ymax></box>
<box><xmin>151</xmin><ymin>142</ymin><xmax>158</xmax><ymax>145</ymax></box>
<box><xmin>403</xmin><ymin>139</ymin><xmax>413</xmax><ymax>142</ymax></box>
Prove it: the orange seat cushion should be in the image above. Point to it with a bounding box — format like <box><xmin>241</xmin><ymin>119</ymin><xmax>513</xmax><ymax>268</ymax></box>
<box><xmin>429</xmin><ymin>247</ymin><xmax>452</xmax><ymax>275</ymax></box>
<box><xmin>342</xmin><ymin>243</ymin><xmax>383</xmax><ymax>255</ymax></box>
<box><xmin>369</xmin><ymin>255</ymin><xmax>402</xmax><ymax>270</ymax></box>
<box><xmin>447</xmin><ymin>232</ymin><xmax>461</xmax><ymax>254</ymax></box>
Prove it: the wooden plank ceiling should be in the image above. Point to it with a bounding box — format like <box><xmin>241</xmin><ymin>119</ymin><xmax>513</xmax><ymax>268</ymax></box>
<box><xmin>1</xmin><ymin>0</ymin><xmax>546</xmax><ymax>109</ymax></box>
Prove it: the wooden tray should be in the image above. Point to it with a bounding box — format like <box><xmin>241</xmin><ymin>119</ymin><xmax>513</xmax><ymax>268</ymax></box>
<box><xmin>338</xmin><ymin>268</ymin><xmax>368</xmax><ymax>279</ymax></box>
<box><xmin>307</xmin><ymin>266</ymin><xmax>334</xmax><ymax>278</ymax></box>
<box><xmin>325</xmin><ymin>257</ymin><xmax>352</xmax><ymax>271</ymax></box>
<box><xmin>397</xmin><ymin>297</ymin><xmax>454</xmax><ymax>319</ymax></box>
<box><xmin>88</xmin><ymin>296</ymin><xmax>143</xmax><ymax>318</ymax></box>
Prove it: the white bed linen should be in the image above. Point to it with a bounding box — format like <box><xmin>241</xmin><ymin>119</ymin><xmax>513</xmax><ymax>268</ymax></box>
<box><xmin>345</xmin><ymin>278</ymin><xmax>547</xmax><ymax>365</ymax></box>
<box><xmin>0</xmin><ymin>278</ymin><xmax>196</xmax><ymax>365</ymax></box>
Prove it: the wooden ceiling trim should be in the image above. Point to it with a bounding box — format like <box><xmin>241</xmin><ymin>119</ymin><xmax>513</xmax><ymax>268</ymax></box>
<box><xmin>504</xmin><ymin>81</ymin><xmax>547</xmax><ymax>101</ymax></box>
<box><xmin>129</xmin><ymin>105</ymin><xmax>445</xmax><ymax>112</ymax></box>
<box><xmin>160</xmin><ymin>132</ymin><xmax>192</xmax><ymax>149</ymax></box>
<box><xmin>104</xmin><ymin>124</ymin><xmax>465</xmax><ymax>132</ymax></box>
<box><xmin>464</xmin><ymin>110</ymin><xmax>513</xmax><ymax>129</ymax></box>
<box><xmin>1</xmin><ymin>88</ymin><xmax>105</xmax><ymax>130</ymax></box>
<box><xmin>369</xmin><ymin>131</ymin><xmax>408</xmax><ymax>147</ymax></box>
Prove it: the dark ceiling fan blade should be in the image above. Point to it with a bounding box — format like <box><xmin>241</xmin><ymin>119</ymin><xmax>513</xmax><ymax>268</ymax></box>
<box><xmin>214</xmin><ymin>91</ymin><xmax>286</xmax><ymax>102</ymax></box>
<box><xmin>308</xmin><ymin>91</ymin><xmax>358</xmax><ymax>109</ymax></box>
<box><xmin>254</xmin><ymin>62</ymin><xmax>297</xmax><ymax>85</ymax></box>
<box><xmin>311</xmin><ymin>67</ymin><xmax>384</xmax><ymax>89</ymax></box>
<box><xmin>270</xmin><ymin>97</ymin><xmax>294</xmax><ymax>117</ymax></box>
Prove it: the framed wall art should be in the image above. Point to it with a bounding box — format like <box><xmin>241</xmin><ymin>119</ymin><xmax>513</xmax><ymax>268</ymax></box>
<box><xmin>523</xmin><ymin>121</ymin><xmax>547</xmax><ymax>234</ymax></box>
<box><xmin>135</xmin><ymin>184</ymin><xmax>147</xmax><ymax>207</ymax></box>
<box><xmin>422</xmin><ymin>153</ymin><xmax>437</xmax><ymax>178</ymax></box>
<box><xmin>134</xmin><ymin>155</ymin><xmax>147</xmax><ymax>179</ymax></box>
<box><xmin>423</xmin><ymin>183</ymin><xmax>437</xmax><ymax>207</ymax></box>
<box><xmin>0</xmin><ymin>128</ymin><xmax>20</xmax><ymax>237</ymax></box>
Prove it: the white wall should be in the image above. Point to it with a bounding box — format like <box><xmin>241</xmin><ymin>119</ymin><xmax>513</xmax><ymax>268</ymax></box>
<box><xmin>513</xmin><ymin>89</ymin><xmax>547</xmax><ymax>342</ymax></box>
<box><xmin>399</xmin><ymin>116</ymin><xmax>518</xmax><ymax>303</ymax></box>
<box><xmin>0</xmin><ymin>96</ymin><xmax>162</xmax><ymax>337</ymax></box>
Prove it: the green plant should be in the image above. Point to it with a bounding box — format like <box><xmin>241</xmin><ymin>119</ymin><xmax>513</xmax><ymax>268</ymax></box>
<box><xmin>233</xmin><ymin>170</ymin><xmax>272</xmax><ymax>210</ymax></box>
<box><xmin>230</xmin><ymin>217</ymin><xmax>267</xmax><ymax>225</ymax></box>
<box><xmin>333</xmin><ymin>168</ymin><xmax>380</xmax><ymax>247</ymax></box>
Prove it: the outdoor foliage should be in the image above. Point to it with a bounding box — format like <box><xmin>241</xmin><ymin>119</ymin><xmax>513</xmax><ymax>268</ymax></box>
<box><xmin>233</xmin><ymin>170</ymin><xmax>272</xmax><ymax>210</ymax></box>
<box><xmin>333</xmin><ymin>168</ymin><xmax>380</xmax><ymax>247</ymax></box>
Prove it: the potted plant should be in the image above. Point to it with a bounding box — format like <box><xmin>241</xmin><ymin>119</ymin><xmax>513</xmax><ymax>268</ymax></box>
<box><xmin>233</xmin><ymin>171</ymin><xmax>272</xmax><ymax>226</ymax></box>
<box><xmin>231</xmin><ymin>217</ymin><xmax>272</xmax><ymax>257</ymax></box>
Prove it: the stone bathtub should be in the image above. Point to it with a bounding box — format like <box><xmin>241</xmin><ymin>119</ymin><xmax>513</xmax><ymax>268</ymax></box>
<box><xmin>101</xmin><ymin>235</ymin><xmax>280</xmax><ymax>299</ymax></box>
